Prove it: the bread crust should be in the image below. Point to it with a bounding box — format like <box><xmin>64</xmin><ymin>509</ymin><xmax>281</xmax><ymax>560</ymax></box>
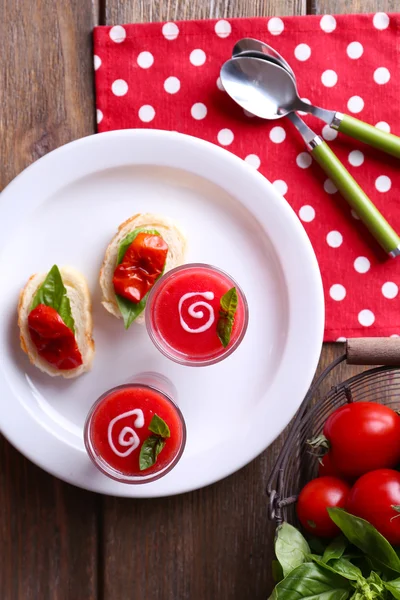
<box><xmin>18</xmin><ymin>267</ymin><xmax>94</xmax><ymax>378</ymax></box>
<box><xmin>99</xmin><ymin>213</ymin><xmax>187</xmax><ymax>325</ymax></box>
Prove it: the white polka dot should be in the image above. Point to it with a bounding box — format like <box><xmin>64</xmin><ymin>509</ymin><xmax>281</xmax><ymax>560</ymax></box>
<box><xmin>273</xmin><ymin>180</ymin><xmax>288</xmax><ymax>196</ymax></box>
<box><xmin>138</xmin><ymin>105</ymin><xmax>155</xmax><ymax>122</ymax></box>
<box><xmin>216</xmin><ymin>77</ymin><xmax>225</xmax><ymax>91</ymax></box>
<box><xmin>245</xmin><ymin>154</ymin><xmax>260</xmax><ymax>169</ymax></box>
<box><xmin>327</xmin><ymin>231</ymin><xmax>343</xmax><ymax>248</ymax></box>
<box><xmin>162</xmin><ymin>22</ymin><xmax>179</xmax><ymax>40</ymax></box>
<box><xmin>321</xmin><ymin>70</ymin><xmax>338</xmax><ymax>87</ymax></box>
<box><xmin>215</xmin><ymin>19</ymin><xmax>231</xmax><ymax>38</ymax></box>
<box><xmin>267</xmin><ymin>17</ymin><xmax>284</xmax><ymax>35</ymax></box>
<box><xmin>382</xmin><ymin>282</ymin><xmax>398</xmax><ymax>299</ymax></box>
<box><xmin>294</xmin><ymin>44</ymin><xmax>311</xmax><ymax>61</ymax></box>
<box><xmin>322</xmin><ymin>125</ymin><xmax>338</xmax><ymax>141</ymax></box>
<box><xmin>348</xmin><ymin>150</ymin><xmax>364</xmax><ymax>167</ymax></box>
<box><xmin>299</xmin><ymin>205</ymin><xmax>315</xmax><ymax>222</ymax></box>
<box><xmin>96</xmin><ymin>109</ymin><xmax>103</xmax><ymax>124</ymax></box>
<box><xmin>354</xmin><ymin>256</ymin><xmax>370</xmax><ymax>273</ymax></box>
<box><xmin>296</xmin><ymin>152</ymin><xmax>312</xmax><ymax>169</ymax></box>
<box><xmin>358</xmin><ymin>309</ymin><xmax>375</xmax><ymax>327</ymax></box>
<box><xmin>137</xmin><ymin>51</ymin><xmax>154</xmax><ymax>69</ymax></box>
<box><xmin>374</xmin><ymin>67</ymin><xmax>391</xmax><ymax>85</ymax></box>
<box><xmin>324</xmin><ymin>179</ymin><xmax>338</xmax><ymax>194</ymax></box>
<box><xmin>164</xmin><ymin>76</ymin><xmax>180</xmax><ymax>94</ymax></box>
<box><xmin>373</xmin><ymin>12</ymin><xmax>390</xmax><ymax>30</ymax></box>
<box><xmin>320</xmin><ymin>15</ymin><xmax>336</xmax><ymax>33</ymax></box>
<box><xmin>191</xmin><ymin>103</ymin><xmax>207</xmax><ymax>120</ymax></box>
<box><xmin>375</xmin><ymin>175</ymin><xmax>391</xmax><ymax>192</ymax></box>
<box><xmin>94</xmin><ymin>55</ymin><xmax>102</xmax><ymax>70</ymax></box>
<box><xmin>109</xmin><ymin>25</ymin><xmax>126</xmax><ymax>43</ymax></box>
<box><xmin>243</xmin><ymin>109</ymin><xmax>255</xmax><ymax>118</ymax></box>
<box><xmin>351</xmin><ymin>210</ymin><xmax>360</xmax><ymax>220</ymax></box>
<box><xmin>376</xmin><ymin>121</ymin><xmax>390</xmax><ymax>132</ymax></box>
<box><xmin>348</xmin><ymin>96</ymin><xmax>364</xmax><ymax>114</ymax></box>
<box><xmin>190</xmin><ymin>49</ymin><xmax>206</xmax><ymax>66</ymax></box>
<box><xmin>269</xmin><ymin>126</ymin><xmax>286</xmax><ymax>143</ymax></box>
<box><xmin>391</xmin><ymin>334</ymin><xmax>400</xmax><ymax>338</ymax></box>
<box><xmin>217</xmin><ymin>128</ymin><xmax>234</xmax><ymax>146</ymax></box>
<box><xmin>298</xmin><ymin>98</ymin><xmax>311</xmax><ymax>116</ymax></box>
<box><xmin>330</xmin><ymin>284</ymin><xmax>346</xmax><ymax>301</ymax></box>
<box><xmin>111</xmin><ymin>79</ymin><xmax>128</xmax><ymax>96</ymax></box>
<box><xmin>346</xmin><ymin>41</ymin><xmax>363</xmax><ymax>59</ymax></box>
<box><xmin>336</xmin><ymin>337</ymin><xmax>346</xmax><ymax>342</ymax></box>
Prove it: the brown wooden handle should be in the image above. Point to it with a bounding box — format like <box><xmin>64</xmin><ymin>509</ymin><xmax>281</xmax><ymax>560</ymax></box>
<box><xmin>346</xmin><ymin>337</ymin><xmax>400</xmax><ymax>366</ymax></box>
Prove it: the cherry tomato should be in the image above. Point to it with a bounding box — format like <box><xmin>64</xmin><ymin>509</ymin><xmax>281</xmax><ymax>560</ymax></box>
<box><xmin>318</xmin><ymin>452</ymin><xmax>339</xmax><ymax>477</ymax></box>
<box><xmin>296</xmin><ymin>476</ymin><xmax>351</xmax><ymax>538</ymax></box>
<box><xmin>113</xmin><ymin>233</ymin><xmax>168</xmax><ymax>303</ymax></box>
<box><xmin>347</xmin><ymin>469</ymin><xmax>400</xmax><ymax>545</ymax></box>
<box><xmin>28</xmin><ymin>304</ymin><xmax>83</xmax><ymax>370</ymax></box>
<box><xmin>322</xmin><ymin>402</ymin><xmax>400</xmax><ymax>480</ymax></box>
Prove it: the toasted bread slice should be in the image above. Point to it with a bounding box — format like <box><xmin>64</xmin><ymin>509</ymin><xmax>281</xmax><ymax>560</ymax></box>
<box><xmin>99</xmin><ymin>213</ymin><xmax>187</xmax><ymax>325</ymax></box>
<box><xmin>18</xmin><ymin>267</ymin><xmax>94</xmax><ymax>378</ymax></box>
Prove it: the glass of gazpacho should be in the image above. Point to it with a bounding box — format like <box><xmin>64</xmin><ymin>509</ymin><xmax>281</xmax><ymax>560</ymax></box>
<box><xmin>146</xmin><ymin>263</ymin><xmax>248</xmax><ymax>366</ymax></box>
<box><xmin>84</xmin><ymin>379</ymin><xmax>186</xmax><ymax>484</ymax></box>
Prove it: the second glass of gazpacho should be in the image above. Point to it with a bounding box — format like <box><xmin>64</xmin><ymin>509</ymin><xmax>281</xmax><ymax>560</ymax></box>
<box><xmin>84</xmin><ymin>380</ymin><xmax>186</xmax><ymax>484</ymax></box>
<box><xmin>146</xmin><ymin>263</ymin><xmax>248</xmax><ymax>366</ymax></box>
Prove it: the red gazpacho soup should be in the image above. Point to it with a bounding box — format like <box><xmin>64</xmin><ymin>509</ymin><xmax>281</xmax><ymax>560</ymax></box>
<box><xmin>146</xmin><ymin>264</ymin><xmax>248</xmax><ymax>365</ymax></box>
<box><xmin>84</xmin><ymin>384</ymin><xmax>186</xmax><ymax>483</ymax></box>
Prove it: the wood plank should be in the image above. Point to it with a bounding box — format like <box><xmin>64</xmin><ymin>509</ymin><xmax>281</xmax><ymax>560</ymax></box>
<box><xmin>104</xmin><ymin>0</ymin><xmax>306</xmax><ymax>25</ymax></box>
<box><xmin>0</xmin><ymin>1</ymin><xmax>99</xmax><ymax>598</ymax></box>
<box><xmin>311</xmin><ymin>0</ymin><xmax>398</xmax><ymax>15</ymax></box>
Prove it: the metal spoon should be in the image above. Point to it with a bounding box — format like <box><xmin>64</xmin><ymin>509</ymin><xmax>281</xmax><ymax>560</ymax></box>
<box><xmin>232</xmin><ymin>38</ymin><xmax>400</xmax><ymax>159</ymax></box>
<box><xmin>220</xmin><ymin>55</ymin><xmax>400</xmax><ymax>257</ymax></box>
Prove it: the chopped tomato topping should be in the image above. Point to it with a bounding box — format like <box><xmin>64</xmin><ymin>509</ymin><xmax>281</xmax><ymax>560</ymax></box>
<box><xmin>28</xmin><ymin>304</ymin><xmax>83</xmax><ymax>370</ymax></box>
<box><xmin>113</xmin><ymin>233</ymin><xmax>168</xmax><ymax>303</ymax></box>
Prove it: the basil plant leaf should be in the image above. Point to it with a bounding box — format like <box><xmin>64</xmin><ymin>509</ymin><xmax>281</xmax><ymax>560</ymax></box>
<box><xmin>149</xmin><ymin>414</ymin><xmax>170</xmax><ymax>438</ymax></box>
<box><xmin>30</xmin><ymin>264</ymin><xmax>75</xmax><ymax>332</ymax></box>
<box><xmin>322</xmin><ymin>536</ymin><xmax>348</xmax><ymax>563</ymax></box>
<box><xmin>328</xmin><ymin>508</ymin><xmax>400</xmax><ymax>574</ymax></box>
<box><xmin>275</xmin><ymin>523</ymin><xmax>311</xmax><ymax>577</ymax></box>
<box><xmin>268</xmin><ymin>562</ymin><xmax>351</xmax><ymax>600</ymax></box>
<box><xmin>139</xmin><ymin>435</ymin><xmax>166</xmax><ymax>471</ymax></box>
<box><xmin>310</xmin><ymin>555</ymin><xmax>362</xmax><ymax>581</ymax></box>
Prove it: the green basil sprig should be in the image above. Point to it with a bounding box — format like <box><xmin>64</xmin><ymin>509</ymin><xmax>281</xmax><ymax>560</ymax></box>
<box><xmin>30</xmin><ymin>265</ymin><xmax>75</xmax><ymax>332</ymax></box>
<box><xmin>114</xmin><ymin>227</ymin><xmax>164</xmax><ymax>330</ymax></box>
<box><xmin>139</xmin><ymin>414</ymin><xmax>170</xmax><ymax>471</ymax></box>
<box><xmin>217</xmin><ymin>287</ymin><xmax>238</xmax><ymax>348</ymax></box>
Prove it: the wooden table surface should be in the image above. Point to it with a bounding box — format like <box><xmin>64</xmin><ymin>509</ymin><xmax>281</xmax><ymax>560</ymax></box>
<box><xmin>0</xmin><ymin>0</ymin><xmax>396</xmax><ymax>598</ymax></box>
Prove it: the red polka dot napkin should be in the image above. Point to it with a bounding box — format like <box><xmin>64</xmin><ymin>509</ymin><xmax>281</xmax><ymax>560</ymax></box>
<box><xmin>94</xmin><ymin>12</ymin><xmax>400</xmax><ymax>342</ymax></box>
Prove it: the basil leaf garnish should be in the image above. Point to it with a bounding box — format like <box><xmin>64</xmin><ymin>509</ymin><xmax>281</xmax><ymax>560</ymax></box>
<box><xmin>217</xmin><ymin>287</ymin><xmax>238</xmax><ymax>348</ymax></box>
<box><xmin>149</xmin><ymin>414</ymin><xmax>171</xmax><ymax>438</ymax></box>
<box><xmin>30</xmin><ymin>265</ymin><xmax>75</xmax><ymax>333</ymax></box>
<box><xmin>117</xmin><ymin>228</ymin><xmax>160</xmax><ymax>264</ymax></box>
<box><xmin>275</xmin><ymin>522</ymin><xmax>310</xmax><ymax>577</ymax></box>
<box><xmin>115</xmin><ymin>228</ymin><xmax>163</xmax><ymax>329</ymax></box>
<box><xmin>139</xmin><ymin>435</ymin><xmax>166</xmax><ymax>471</ymax></box>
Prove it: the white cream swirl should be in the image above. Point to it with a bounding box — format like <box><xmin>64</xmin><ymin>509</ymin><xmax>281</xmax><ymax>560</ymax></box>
<box><xmin>178</xmin><ymin>291</ymin><xmax>215</xmax><ymax>333</ymax></box>
<box><xmin>107</xmin><ymin>409</ymin><xmax>145</xmax><ymax>457</ymax></box>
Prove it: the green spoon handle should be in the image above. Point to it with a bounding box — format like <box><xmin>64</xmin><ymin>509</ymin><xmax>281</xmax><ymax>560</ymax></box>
<box><xmin>311</xmin><ymin>139</ymin><xmax>400</xmax><ymax>256</ymax></box>
<box><xmin>337</xmin><ymin>114</ymin><xmax>400</xmax><ymax>158</ymax></box>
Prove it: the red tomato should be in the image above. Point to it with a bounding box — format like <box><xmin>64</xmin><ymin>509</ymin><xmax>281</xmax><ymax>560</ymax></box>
<box><xmin>28</xmin><ymin>304</ymin><xmax>83</xmax><ymax>370</ymax></box>
<box><xmin>318</xmin><ymin>452</ymin><xmax>339</xmax><ymax>478</ymax></box>
<box><xmin>113</xmin><ymin>233</ymin><xmax>168</xmax><ymax>303</ymax></box>
<box><xmin>297</xmin><ymin>476</ymin><xmax>351</xmax><ymax>538</ymax></box>
<box><xmin>322</xmin><ymin>402</ymin><xmax>400</xmax><ymax>480</ymax></box>
<box><xmin>347</xmin><ymin>469</ymin><xmax>400</xmax><ymax>545</ymax></box>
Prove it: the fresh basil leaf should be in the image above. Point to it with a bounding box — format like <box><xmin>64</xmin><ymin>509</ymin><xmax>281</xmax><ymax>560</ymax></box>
<box><xmin>268</xmin><ymin>562</ymin><xmax>351</xmax><ymax>600</ymax></box>
<box><xmin>310</xmin><ymin>555</ymin><xmax>362</xmax><ymax>581</ymax></box>
<box><xmin>384</xmin><ymin>577</ymin><xmax>400</xmax><ymax>599</ymax></box>
<box><xmin>220</xmin><ymin>286</ymin><xmax>238</xmax><ymax>317</ymax></box>
<box><xmin>275</xmin><ymin>523</ymin><xmax>311</xmax><ymax>577</ymax></box>
<box><xmin>139</xmin><ymin>435</ymin><xmax>166</xmax><ymax>471</ymax></box>
<box><xmin>272</xmin><ymin>560</ymin><xmax>284</xmax><ymax>584</ymax></box>
<box><xmin>328</xmin><ymin>508</ymin><xmax>400</xmax><ymax>574</ymax></box>
<box><xmin>117</xmin><ymin>228</ymin><xmax>160</xmax><ymax>264</ymax></box>
<box><xmin>149</xmin><ymin>414</ymin><xmax>170</xmax><ymax>438</ymax></box>
<box><xmin>30</xmin><ymin>265</ymin><xmax>75</xmax><ymax>333</ymax></box>
<box><xmin>308</xmin><ymin>536</ymin><xmax>329</xmax><ymax>555</ymax></box>
<box><xmin>116</xmin><ymin>293</ymin><xmax>148</xmax><ymax>330</ymax></box>
<box><xmin>323</xmin><ymin>536</ymin><xmax>348</xmax><ymax>563</ymax></box>
<box><xmin>217</xmin><ymin>314</ymin><xmax>234</xmax><ymax>348</ymax></box>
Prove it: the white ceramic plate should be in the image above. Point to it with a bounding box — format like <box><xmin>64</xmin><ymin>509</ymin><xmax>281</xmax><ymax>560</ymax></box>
<box><xmin>0</xmin><ymin>130</ymin><xmax>324</xmax><ymax>497</ymax></box>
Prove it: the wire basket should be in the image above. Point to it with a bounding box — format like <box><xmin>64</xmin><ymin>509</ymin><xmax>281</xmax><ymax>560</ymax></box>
<box><xmin>266</xmin><ymin>338</ymin><xmax>400</xmax><ymax>527</ymax></box>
